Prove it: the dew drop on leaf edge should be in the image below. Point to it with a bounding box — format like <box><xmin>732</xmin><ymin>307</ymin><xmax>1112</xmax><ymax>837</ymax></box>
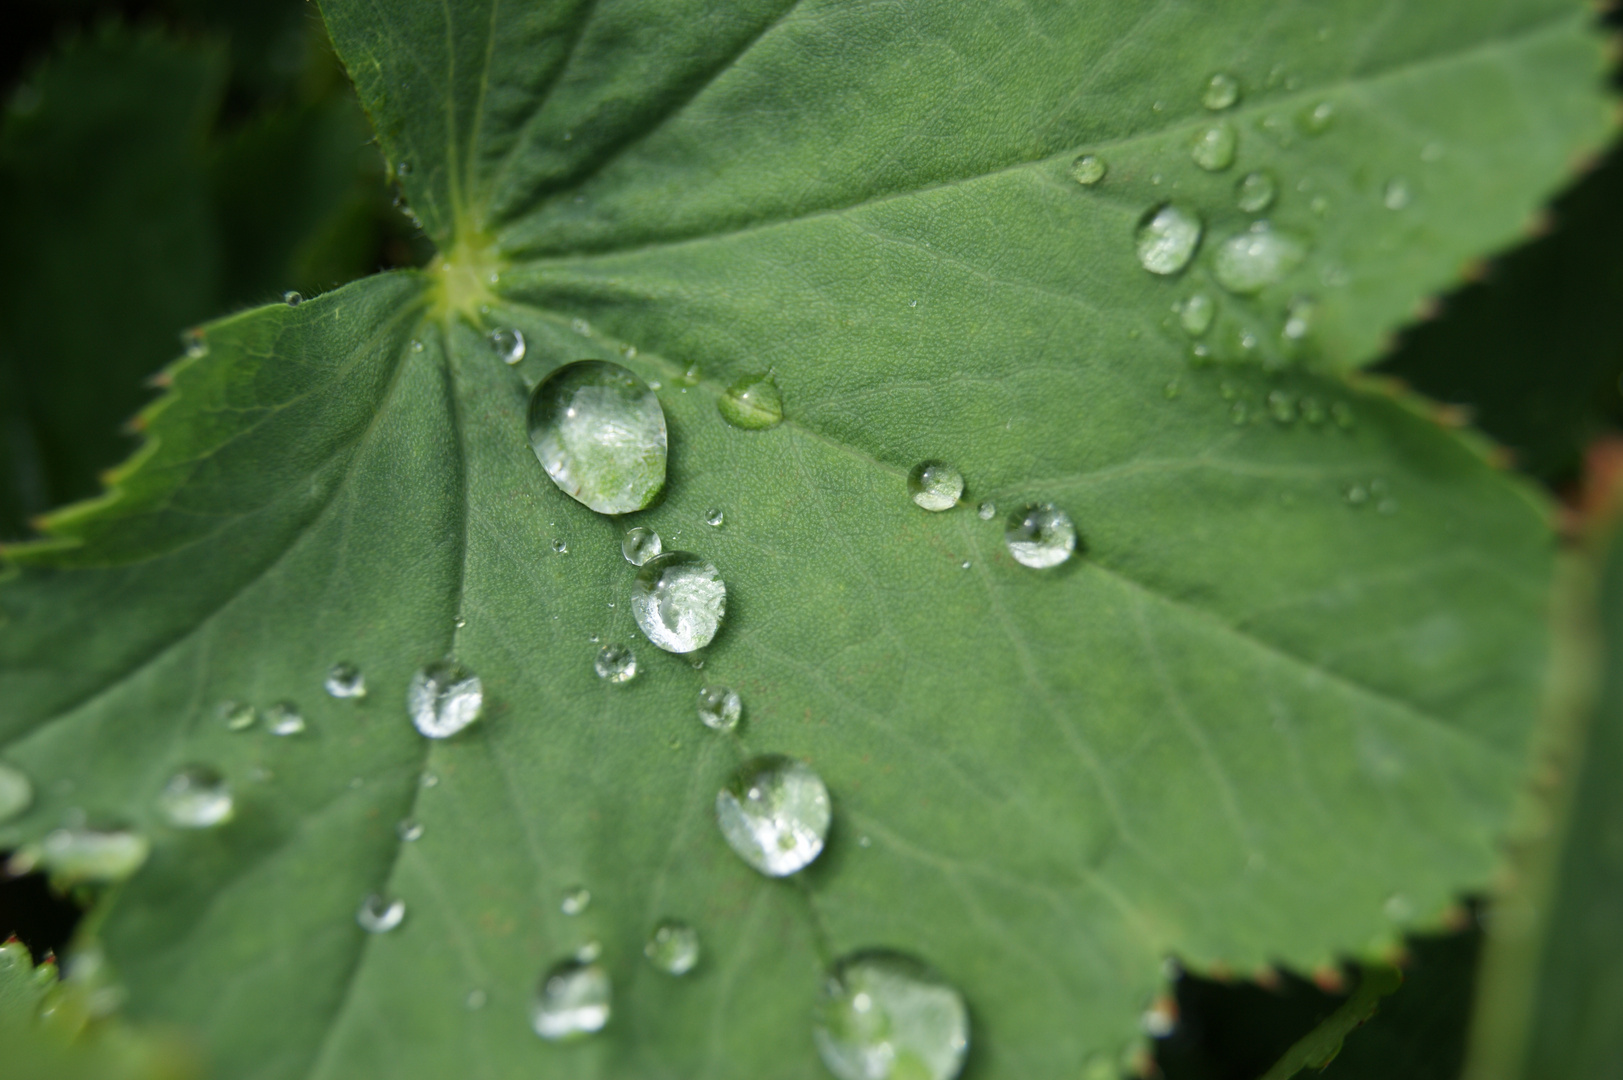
<box><xmin>813</xmin><ymin>950</ymin><xmax>970</xmax><ymax>1080</ymax></box>
<box><xmin>697</xmin><ymin>685</ymin><xmax>743</xmax><ymax>732</ymax></box>
<box><xmin>526</xmin><ymin>360</ymin><xmax>667</xmax><ymax>515</ymax></box>
<box><xmin>908</xmin><ymin>461</ymin><xmax>965</xmax><ymax>512</ymax></box>
<box><xmin>532</xmin><ymin>959</ymin><xmax>612</xmax><ymax>1041</ymax></box>
<box><xmin>1005</xmin><ymin>504</ymin><xmax>1077</xmax><ymax>569</ymax></box>
<box><xmin>631</xmin><ymin>552</ymin><xmax>727</xmax><ymax>654</ymax></box>
<box><xmin>715</xmin><ymin>755</ymin><xmax>831</xmax><ymax>877</ymax></box>
<box><xmin>645</xmin><ymin>920</ymin><xmax>701</xmax><ymax>976</ymax></box>
<box><xmin>357</xmin><ymin>894</ymin><xmax>406</xmax><ymax>933</ymax></box>
<box><xmin>407</xmin><ymin>660</ymin><xmax>484</xmax><ymax>738</ymax></box>
<box><xmin>1136</xmin><ymin>204</ymin><xmax>1202</xmax><ymax>276</ymax></box>
<box><xmin>157</xmin><ymin>764</ymin><xmax>234</xmax><ymax>829</ymax></box>
<box><xmin>718</xmin><ymin>372</ymin><xmax>785</xmax><ymax>429</ymax></box>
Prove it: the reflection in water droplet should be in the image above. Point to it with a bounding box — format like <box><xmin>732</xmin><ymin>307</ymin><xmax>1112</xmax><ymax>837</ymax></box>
<box><xmin>489</xmin><ymin>327</ymin><xmax>526</xmax><ymax>365</ymax></box>
<box><xmin>715</xmin><ymin>755</ymin><xmax>831</xmax><ymax>877</ymax></box>
<box><xmin>595</xmin><ymin>644</ymin><xmax>637</xmax><ymax>684</ymax></box>
<box><xmin>561</xmin><ymin>886</ymin><xmax>592</xmax><ymax>915</ymax></box>
<box><xmin>0</xmin><ymin>763</ymin><xmax>32</xmax><ymax>824</ymax></box>
<box><xmin>908</xmin><ymin>461</ymin><xmax>964</xmax><ymax>512</ymax></box>
<box><xmin>1178</xmin><ymin>293</ymin><xmax>1215</xmax><ymax>337</ymax></box>
<box><xmin>1069</xmin><ymin>154</ymin><xmax>1106</xmax><ymax>185</ymax></box>
<box><xmin>397</xmin><ymin>819</ymin><xmax>424</xmax><ymax>842</ymax></box>
<box><xmin>527</xmin><ymin>361</ymin><xmax>667</xmax><ymax>514</ymax></box>
<box><xmin>283</xmin><ymin>291</ymin><xmax>302</xmax><ymax>307</ymax></box>
<box><xmin>357</xmin><ymin>894</ymin><xmax>405</xmax><ymax>933</ymax></box>
<box><xmin>1005</xmin><ymin>504</ymin><xmax>1077</xmax><ymax>569</ymax></box>
<box><xmin>632</xmin><ymin>552</ymin><xmax>727</xmax><ymax>653</ymax></box>
<box><xmin>977</xmin><ymin>501</ymin><xmax>996</xmax><ymax>521</ymax></box>
<box><xmin>718</xmin><ymin>372</ymin><xmax>785</xmax><ymax>429</ymax></box>
<box><xmin>407</xmin><ymin>661</ymin><xmax>484</xmax><ymax>738</ymax></box>
<box><xmin>1383</xmin><ymin>177</ymin><xmax>1412</xmax><ymax>210</ymax></box>
<box><xmin>219</xmin><ymin>701</ymin><xmax>257</xmax><ymax>732</ymax></box>
<box><xmin>158</xmin><ymin>765</ymin><xmax>234</xmax><ymax>828</ymax></box>
<box><xmin>325</xmin><ymin>662</ymin><xmax>367</xmax><ymax>699</ymax></box>
<box><xmin>697</xmin><ymin>685</ymin><xmax>743</xmax><ymax>732</ymax></box>
<box><xmin>704</xmin><ymin>508</ymin><xmax>725</xmax><ymax>528</ymax></box>
<box><xmin>266</xmin><ymin>702</ymin><xmax>305</xmax><ymax>736</ymax></box>
<box><xmin>622</xmin><ymin>526</ymin><xmax>662</xmax><ymax>566</ymax></box>
<box><xmin>1202</xmin><ymin>73</ymin><xmax>1240</xmax><ymax>110</ymax></box>
<box><xmin>532</xmin><ymin>959</ymin><xmax>611</xmax><ymax>1040</ymax></box>
<box><xmin>813</xmin><ymin>951</ymin><xmax>970</xmax><ymax>1080</ymax></box>
<box><xmin>1213</xmin><ymin>222</ymin><xmax>1307</xmax><ymax>295</ymax></box>
<box><xmin>1136</xmin><ymin>204</ymin><xmax>1203</xmax><ymax>275</ymax></box>
<box><xmin>1190</xmin><ymin>121</ymin><xmax>1237</xmax><ymax>172</ymax></box>
<box><xmin>1236</xmin><ymin>171</ymin><xmax>1277</xmax><ymax>213</ymax></box>
<box><xmin>645</xmin><ymin>920</ymin><xmax>700</xmax><ymax>975</ymax></box>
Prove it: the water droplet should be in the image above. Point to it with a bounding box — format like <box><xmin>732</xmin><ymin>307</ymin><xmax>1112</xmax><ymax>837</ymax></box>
<box><xmin>409</xmin><ymin>339</ymin><xmax>425</xmax><ymax>353</ymax></box>
<box><xmin>325</xmin><ymin>662</ymin><xmax>367</xmax><ymax>699</ymax></box>
<box><xmin>813</xmin><ymin>951</ymin><xmax>970</xmax><ymax>1080</ymax></box>
<box><xmin>465</xmin><ymin>989</ymin><xmax>487</xmax><ymax>1010</ymax></box>
<box><xmin>1141</xmin><ymin>997</ymin><xmax>1177</xmax><ymax>1037</ymax></box>
<box><xmin>527</xmin><ymin>361</ymin><xmax>667</xmax><ymax>515</ymax></box>
<box><xmin>594</xmin><ymin>644</ymin><xmax>637</xmax><ymax>684</ymax></box>
<box><xmin>569</xmin><ymin>318</ymin><xmax>591</xmax><ymax>337</ymax></box>
<box><xmin>1190</xmin><ymin>121</ymin><xmax>1237</xmax><ymax>172</ymax></box>
<box><xmin>1236</xmin><ymin>171</ymin><xmax>1277</xmax><ymax>213</ymax></box>
<box><xmin>718</xmin><ymin>372</ymin><xmax>785</xmax><ymax>430</ymax></box>
<box><xmin>396</xmin><ymin>161</ymin><xmax>412</xmax><ymax>178</ymax></box>
<box><xmin>715</xmin><ymin>755</ymin><xmax>830</xmax><ymax>877</ymax></box>
<box><xmin>1178</xmin><ymin>292</ymin><xmax>1216</xmax><ymax>336</ymax></box>
<box><xmin>266</xmin><ymin>701</ymin><xmax>305</xmax><ymax>736</ymax></box>
<box><xmin>397</xmin><ymin>819</ymin><xmax>423</xmax><ymax>842</ymax></box>
<box><xmin>677</xmin><ymin>362</ymin><xmax>702</xmax><ymax>387</ymax></box>
<box><xmin>0</xmin><ymin>763</ymin><xmax>32</xmax><ymax>824</ymax></box>
<box><xmin>15</xmin><ymin>825</ymin><xmax>150</xmax><ymax>883</ymax></box>
<box><xmin>1164</xmin><ymin>379</ymin><xmax>1182</xmax><ymax>399</ymax></box>
<box><xmin>532</xmin><ymin>959</ymin><xmax>611</xmax><ymax>1040</ymax></box>
<box><xmin>218</xmin><ymin>701</ymin><xmax>257</xmax><ymax>732</ymax></box>
<box><xmin>1298</xmin><ymin>100</ymin><xmax>1335</xmax><ymax>134</ymax></box>
<box><xmin>1421</xmin><ymin>142</ymin><xmax>1445</xmax><ymax>163</ymax></box>
<box><xmin>621</xmin><ymin>526</ymin><xmax>662</xmax><ymax>566</ymax></box>
<box><xmin>645</xmin><ymin>920</ymin><xmax>700</xmax><ymax>976</ymax></box>
<box><xmin>1004</xmin><ymin>504</ymin><xmax>1076</xmax><ymax>569</ymax></box>
<box><xmin>1136</xmin><ymin>204</ymin><xmax>1203</xmax><ymax>276</ymax></box>
<box><xmin>551</xmin><ymin>538</ymin><xmax>569</xmax><ymax>554</ymax></box>
<box><xmin>976</xmin><ymin>501</ymin><xmax>996</xmax><ymax>521</ymax></box>
<box><xmin>1283</xmin><ymin>296</ymin><xmax>1316</xmax><ymax>341</ymax></box>
<box><xmin>908</xmin><ymin>461</ymin><xmax>964</xmax><ymax>512</ymax></box>
<box><xmin>1267</xmin><ymin>391</ymin><xmax>1297</xmax><ymax>424</ymax></box>
<box><xmin>489</xmin><ymin>327</ymin><xmax>526</xmax><ymax>365</ymax></box>
<box><xmin>1202</xmin><ymin>72</ymin><xmax>1240</xmax><ymax>110</ymax></box>
<box><xmin>697</xmin><ymin>685</ymin><xmax>743</xmax><ymax>732</ymax></box>
<box><xmin>180</xmin><ymin>328</ymin><xmax>207</xmax><ymax>359</ymax></box>
<box><xmin>1383</xmin><ymin>177</ymin><xmax>1412</xmax><ymax>210</ymax></box>
<box><xmin>631</xmin><ymin>552</ymin><xmax>727</xmax><ymax>653</ymax></box>
<box><xmin>420</xmin><ymin>771</ymin><xmax>440</xmax><ymax>789</ymax></box>
<box><xmin>704</xmin><ymin>507</ymin><xmax>725</xmax><ymax>527</ymax></box>
<box><xmin>1383</xmin><ymin>893</ymin><xmax>1414</xmax><ymax>922</ymax></box>
<box><xmin>283</xmin><ymin>291</ymin><xmax>303</xmax><ymax>307</ymax></box>
<box><xmin>357</xmin><ymin>894</ymin><xmax>405</xmax><ymax>933</ymax></box>
<box><xmin>407</xmin><ymin>661</ymin><xmax>484</xmax><ymax>738</ymax></box>
<box><xmin>1345</xmin><ymin>483</ymin><xmax>1370</xmax><ymax>506</ymax></box>
<box><xmin>1069</xmin><ymin>154</ymin><xmax>1106</xmax><ymax>185</ymax></box>
<box><xmin>1213</xmin><ymin>222</ymin><xmax>1307</xmax><ymax>295</ymax></box>
<box><xmin>561</xmin><ymin>886</ymin><xmax>592</xmax><ymax>915</ymax></box>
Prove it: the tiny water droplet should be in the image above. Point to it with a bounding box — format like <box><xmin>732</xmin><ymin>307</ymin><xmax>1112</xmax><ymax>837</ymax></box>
<box><xmin>1383</xmin><ymin>893</ymin><xmax>1414</xmax><ymax>922</ymax></box>
<box><xmin>632</xmin><ymin>552</ymin><xmax>726</xmax><ymax>653</ymax></box>
<box><xmin>1202</xmin><ymin>72</ymin><xmax>1240</xmax><ymax>110</ymax></box>
<box><xmin>1136</xmin><ymin>204</ymin><xmax>1203</xmax><ymax>275</ymax></box>
<box><xmin>977</xmin><ymin>501</ymin><xmax>996</xmax><ymax>521</ymax></box>
<box><xmin>1213</xmin><ymin>221</ymin><xmax>1307</xmax><ymax>295</ymax></box>
<box><xmin>715</xmin><ymin>755</ymin><xmax>831</xmax><ymax>877</ymax></box>
<box><xmin>908</xmin><ymin>461</ymin><xmax>964</xmax><ymax>512</ymax></box>
<box><xmin>813</xmin><ymin>951</ymin><xmax>970</xmax><ymax>1080</ymax></box>
<box><xmin>594</xmin><ymin>644</ymin><xmax>637</xmax><ymax>684</ymax></box>
<box><xmin>858</xmin><ymin>835</ymin><xmax>871</xmax><ymax>848</ymax></box>
<box><xmin>409</xmin><ymin>339</ymin><xmax>425</xmax><ymax>353</ymax></box>
<box><xmin>1344</xmin><ymin>483</ymin><xmax>1370</xmax><ymax>506</ymax></box>
<box><xmin>325</xmin><ymin>662</ymin><xmax>367</xmax><ymax>699</ymax></box>
<box><xmin>181</xmin><ymin>328</ymin><xmax>207</xmax><ymax>359</ymax></box>
<box><xmin>561</xmin><ymin>886</ymin><xmax>592</xmax><ymax>915</ymax></box>
<box><xmin>397</xmin><ymin>819</ymin><xmax>423</xmax><ymax>842</ymax></box>
<box><xmin>465</xmin><ymin>989</ymin><xmax>487</xmax><ymax>1010</ymax></box>
<box><xmin>266</xmin><ymin>701</ymin><xmax>305</xmax><ymax>736</ymax></box>
<box><xmin>704</xmin><ymin>507</ymin><xmax>725</xmax><ymax>527</ymax></box>
<box><xmin>551</xmin><ymin>538</ymin><xmax>569</xmax><ymax>554</ymax></box>
<box><xmin>407</xmin><ymin>661</ymin><xmax>484</xmax><ymax>738</ymax></box>
<box><xmin>697</xmin><ymin>685</ymin><xmax>743</xmax><ymax>732</ymax></box>
<box><xmin>1298</xmin><ymin>100</ymin><xmax>1335</xmax><ymax>134</ymax></box>
<box><xmin>1178</xmin><ymin>292</ymin><xmax>1216</xmax><ymax>336</ymax></box>
<box><xmin>1069</xmin><ymin>154</ymin><xmax>1106</xmax><ymax>185</ymax></box>
<box><xmin>396</xmin><ymin>161</ymin><xmax>412</xmax><ymax>178</ymax></box>
<box><xmin>645</xmin><ymin>920</ymin><xmax>701</xmax><ymax>975</ymax></box>
<box><xmin>1005</xmin><ymin>504</ymin><xmax>1076</xmax><ymax>569</ymax></box>
<box><xmin>678</xmin><ymin>363</ymin><xmax>701</xmax><ymax>387</ymax></box>
<box><xmin>357</xmin><ymin>894</ymin><xmax>406</xmax><ymax>933</ymax></box>
<box><xmin>1283</xmin><ymin>296</ymin><xmax>1316</xmax><ymax>341</ymax></box>
<box><xmin>1267</xmin><ymin>391</ymin><xmax>1297</xmax><ymax>424</ymax></box>
<box><xmin>1236</xmin><ymin>171</ymin><xmax>1277</xmax><ymax>213</ymax></box>
<box><xmin>283</xmin><ymin>291</ymin><xmax>303</xmax><ymax>307</ymax></box>
<box><xmin>718</xmin><ymin>372</ymin><xmax>785</xmax><ymax>429</ymax></box>
<box><xmin>532</xmin><ymin>959</ymin><xmax>611</xmax><ymax>1040</ymax></box>
<box><xmin>157</xmin><ymin>765</ymin><xmax>234</xmax><ymax>829</ymax></box>
<box><xmin>1382</xmin><ymin>177</ymin><xmax>1412</xmax><ymax>210</ymax></box>
<box><xmin>420</xmin><ymin>771</ymin><xmax>440</xmax><ymax>789</ymax></box>
<box><xmin>1164</xmin><ymin>379</ymin><xmax>1182</xmax><ymax>400</ymax></box>
<box><xmin>219</xmin><ymin>701</ymin><xmax>257</xmax><ymax>732</ymax></box>
<box><xmin>1190</xmin><ymin>121</ymin><xmax>1237</xmax><ymax>172</ymax></box>
<box><xmin>0</xmin><ymin>763</ymin><xmax>33</xmax><ymax>824</ymax></box>
<box><xmin>489</xmin><ymin>327</ymin><xmax>526</xmax><ymax>365</ymax></box>
<box><xmin>527</xmin><ymin>361</ymin><xmax>667</xmax><ymax>515</ymax></box>
<box><xmin>621</xmin><ymin>526</ymin><xmax>662</xmax><ymax>566</ymax></box>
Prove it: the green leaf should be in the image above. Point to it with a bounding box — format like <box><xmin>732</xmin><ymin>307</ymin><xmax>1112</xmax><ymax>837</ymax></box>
<box><xmin>0</xmin><ymin>2</ymin><xmax>1613</xmax><ymax>1077</ymax></box>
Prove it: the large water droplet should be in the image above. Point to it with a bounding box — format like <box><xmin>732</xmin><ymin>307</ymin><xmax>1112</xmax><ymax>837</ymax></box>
<box><xmin>1202</xmin><ymin>72</ymin><xmax>1240</xmax><ymax>110</ymax></box>
<box><xmin>0</xmin><ymin>763</ymin><xmax>33</xmax><ymax>824</ymax></box>
<box><xmin>813</xmin><ymin>951</ymin><xmax>970</xmax><ymax>1080</ymax></box>
<box><xmin>532</xmin><ymin>959</ymin><xmax>611</xmax><ymax>1041</ymax></box>
<box><xmin>490</xmin><ymin>327</ymin><xmax>526</xmax><ymax>365</ymax></box>
<box><xmin>1178</xmin><ymin>293</ymin><xmax>1216</xmax><ymax>336</ymax></box>
<box><xmin>1190</xmin><ymin>121</ymin><xmax>1237</xmax><ymax>172</ymax></box>
<box><xmin>357</xmin><ymin>894</ymin><xmax>406</xmax><ymax>933</ymax></box>
<box><xmin>645</xmin><ymin>920</ymin><xmax>700</xmax><ymax>976</ymax></box>
<box><xmin>718</xmin><ymin>372</ymin><xmax>785</xmax><ymax>430</ymax></box>
<box><xmin>1136</xmin><ymin>204</ymin><xmax>1203</xmax><ymax>276</ymax></box>
<box><xmin>266</xmin><ymin>701</ymin><xmax>305</xmax><ymax>736</ymax></box>
<box><xmin>1212</xmin><ymin>222</ymin><xmax>1307</xmax><ymax>295</ymax></box>
<box><xmin>595</xmin><ymin>643</ymin><xmax>637</xmax><ymax>684</ymax></box>
<box><xmin>631</xmin><ymin>552</ymin><xmax>726</xmax><ymax>654</ymax></box>
<box><xmin>218</xmin><ymin>700</ymin><xmax>257</xmax><ymax>732</ymax></box>
<box><xmin>325</xmin><ymin>662</ymin><xmax>367</xmax><ymax>699</ymax></box>
<box><xmin>908</xmin><ymin>461</ymin><xmax>964</xmax><ymax>512</ymax></box>
<box><xmin>715</xmin><ymin>755</ymin><xmax>831</xmax><ymax>877</ymax></box>
<box><xmin>526</xmin><ymin>361</ymin><xmax>667</xmax><ymax>515</ymax></box>
<box><xmin>1236</xmin><ymin>171</ymin><xmax>1277</xmax><ymax>213</ymax></box>
<box><xmin>621</xmin><ymin>526</ymin><xmax>662</xmax><ymax>566</ymax></box>
<box><xmin>18</xmin><ymin>826</ymin><xmax>150</xmax><ymax>883</ymax></box>
<box><xmin>1069</xmin><ymin>154</ymin><xmax>1106</xmax><ymax>185</ymax></box>
<box><xmin>1005</xmin><ymin>504</ymin><xmax>1077</xmax><ymax>569</ymax></box>
<box><xmin>407</xmin><ymin>661</ymin><xmax>484</xmax><ymax>738</ymax></box>
<box><xmin>697</xmin><ymin>685</ymin><xmax>743</xmax><ymax>732</ymax></box>
<box><xmin>157</xmin><ymin>765</ymin><xmax>233</xmax><ymax>828</ymax></box>
<box><xmin>561</xmin><ymin>886</ymin><xmax>592</xmax><ymax>915</ymax></box>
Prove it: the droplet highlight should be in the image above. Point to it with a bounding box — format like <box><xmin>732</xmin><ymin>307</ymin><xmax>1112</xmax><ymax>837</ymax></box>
<box><xmin>645</xmin><ymin>920</ymin><xmax>700</xmax><ymax>976</ymax></box>
<box><xmin>908</xmin><ymin>461</ymin><xmax>964</xmax><ymax>512</ymax></box>
<box><xmin>715</xmin><ymin>755</ymin><xmax>831</xmax><ymax>877</ymax></box>
<box><xmin>1005</xmin><ymin>504</ymin><xmax>1077</xmax><ymax>569</ymax></box>
<box><xmin>357</xmin><ymin>894</ymin><xmax>406</xmax><ymax>933</ymax></box>
<box><xmin>526</xmin><ymin>361</ymin><xmax>667</xmax><ymax>515</ymax></box>
<box><xmin>631</xmin><ymin>552</ymin><xmax>727</xmax><ymax>654</ymax></box>
<box><xmin>157</xmin><ymin>765</ymin><xmax>233</xmax><ymax>828</ymax></box>
<box><xmin>1136</xmin><ymin>204</ymin><xmax>1203</xmax><ymax>276</ymax></box>
<box><xmin>266</xmin><ymin>701</ymin><xmax>305</xmax><ymax>736</ymax></box>
<box><xmin>325</xmin><ymin>662</ymin><xmax>367</xmax><ymax>699</ymax></box>
<box><xmin>813</xmin><ymin>951</ymin><xmax>970</xmax><ymax>1080</ymax></box>
<box><xmin>532</xmin><ymin>959</ymin><xmax>611</xmax><ymax>1041</ymax></box>
<box><xmin>407</xmin><ymin>661</ymin><xmax>484</xmax><ymax>739</ymax></box>
<box><xmin>718</xmin><ymin>372</ymin><xmax>785</xmax><ymax>430</ymax></box>
<box><xmin>561</xmin><ymin>886</ymin><xmax>592</xmax><ymax>916</ymax></box>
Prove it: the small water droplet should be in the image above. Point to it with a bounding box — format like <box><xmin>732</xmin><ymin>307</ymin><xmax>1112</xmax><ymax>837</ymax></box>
<box><xmin>704</xmin><ymin>507</ymin><xmax>725</xmax><ymax>527</ymax></box>
<box><xmin>594</xmin><ymin>644</ymin><xmax>637</xmax><ymax>684</ymax></box>
<box><xmin>1069</xmin><ymin>154</ymin><xmax>1106</xmax><ymax>185</ymax></box>
<box><xmin>527</xmin><ymin>361</ymin><xmax>667</xmax><ymax>515</ymax></box>
<box><xmin>0</xmin><ymin>763</ymin><xmax>33</xmax><ymax>824</ymax></box>
<box><xmin>570</xmin><ymin>318</ymin><xmax>591</xmax><ymax>337</ymax></box>
<box><xmin>621</xmin><ymin>526</ymin><xmax>662</xmax><ymax>566</ymax></box>
<box><xmin>1383</xmin><ymin>893</ymin><xmax>1414</xmax><ymax>922</ymax></box>
<box><xmin>1235</xmin><ymin>171</ymin><xmax>1277</xmax><ymax>213</ymax></box>
<box><xmin>357</xmin><ymin>894</ymin><xmax>405</xmax><ymax>933</ymax></box>
<box><xmin>1344</xmin><ymin>483</ymin><xmax>1370</xmax><ymax>506</ymax></box>
<box><xmin>396</xmin><ymin>161</ymin><xmax>412</xmax><ymax>178</ymax></box>
<box><xmin>813</xmin><ymin>951</ymin><xmax>970</xmax><ymax>1080</ymax></box>
<box><xmin>715</xmin><ymin>755</ymin><xmax>831</xmax><ymax>877</ymax></box>
<box><xmin>1202</xmin><ymin>72</ymin><xmax>1240</xmax><ymax>111</ymax></box>
<box><xmin>489</xmin><ymin>327</ymin><xmax>526</xmax><ymax>365</ymax></box>
<box><xmin>1004</xmin><ymin>504</ymin><xmax>1076</xmax><ymax>569</ymax></box>
<box><xmin>697</xmin><ymin>685</ymin><xmax>743</xmax><ymax>732</ymax></box>
<box><xmin>908</xmin><ymin>461</ymin><xmax>964</xmax><ymax>512</ymax></box>
<box><xmin>1382</xmin><ymin>177</ymin><xmax>1412</xmax><ymax>210</ymax></box>
<box><xmin>645</xmin><ymin>920</ymin><xmax>701</xmax><ymax>975</ymax></box>
<box><xmin>1298</xmin><ymin>100</ymin><xmax>1335</xmax><ymax>134</ymax></box>
<box><xmin>420</xmin><ymin>771</ymin><xmax>440</xmax><ymax>789</ymax></box>
<box><xmin>465</xmin><ymin>989</ymin><xmax>487</xmax><ymax>1010</ymax></box>
<box><xmin>1141</xmin><ymin>997</ymin><xmax>1177</xmax><ymax>1037</ymax></box>
<box><xmin>157</xmin><ymin>765</ymin><xmax>234</xmax><ymax>829</ymax></box>
<box><xmin>551</xmin><ymin>538</ymin><xmax>569</xmax><ymax>554</ymax></box>
<box><xmin>10</xmin><ymin>825</ymin><xmax>149</xmax><ymax>882</ymax></box>
<box><xmin>1164</xmin><ymin>379</ymin><xmax>1182</xmax><ymax>400</ymax></box>
<box><xmin>1421</xmin><ymin>142</ymin><xmax>1444</xmax><ymax>163</ymax></box>
<box><xmin>1266</xmin><ymin>391</ymin><xmax>1297</xmax><ymax>424</ymax></box>
<box><xmin>325</xmin><ymin>662</ymin><xmax>367</xmax><ymax>699</ymax></box>
<box><xmin>1213</xmin><ymin>221</ymin><xmax>1307</xmax><ymax>295</ymax></box>
<box><xmin>266</xmin><ymin>701</ymin><xmax>305</xmax><ymax>736</ymax></box>
<box><xmin>858</xmin><ymin>835</ymin><xmax>872</xmax><ymax>848</ymax></box>
<box><xmin>561</xmin><ymin>886</ymin><xmax>592</xmax><ymax>915</ymax></box>
<box><xmin>718</xmin><ymin>372</ymin><xmax>785</xmax><ymax>429</ymax></box>
<box><xmin>181</xmin><ymin>328</ymin><xmax>207</xmax><ymax>359</ymax></box>
<box><xmin>632</xmin><ymin>552</ymin><xmax>726</xmax><ymax>653</ymax></box>
<box><xmin>407</xmin><ymin>661</ymin><xmax>484</xmax><ymax>738</ymax></box>
<box><xmin>1136</xmin><ymin>204</ymin><xmax>1203</xmax><ymax>275</ymax></box>
<box><xmin>532</xmin><ymin>959</ymin><xmax>611</xmax><ymax>1040</ymax></box>
<box><xmin>976</xmin><ymin>501</ymin><xmax>996</xmax><ymax>521</ymax></box>
<box><xmin>1283</xmin><ymin>296</ymin><xmax>1316</xmax><ymax>341</ymax></box>
<box><xmin>397</xmin><ymin>819</ymin><xmax>424</xmax><ymax>842</ymax></box>
<box><xmin>1178</xmin><ymin>292</ymin><xmax>1216</xmax><ymax>337</ymax></box>
<box><xmin>283</xmin><ymin>291</ymin><xmax>303</xmax><ymax>307</ymax></box>
<box><xmin>1331</xmin><ymin>401</ymin><xmax>1356</xmax><ymax>430</ymax></box>
<box><xmin>218</xmin><ymin>701</ymin><xmax>257</xmax><ymax>732</ymax></box>
<box><xmin>1190</xmin><ymin>121</ymin><xmax>1237</xmax><ymax>172</ymax></box>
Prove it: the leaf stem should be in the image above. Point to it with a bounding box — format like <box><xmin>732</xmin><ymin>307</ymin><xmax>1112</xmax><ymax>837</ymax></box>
<box><xmin>1255</xmin><ymin>963</ymin><xmax>1404</xmax><ymax>1080</ymax></box>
